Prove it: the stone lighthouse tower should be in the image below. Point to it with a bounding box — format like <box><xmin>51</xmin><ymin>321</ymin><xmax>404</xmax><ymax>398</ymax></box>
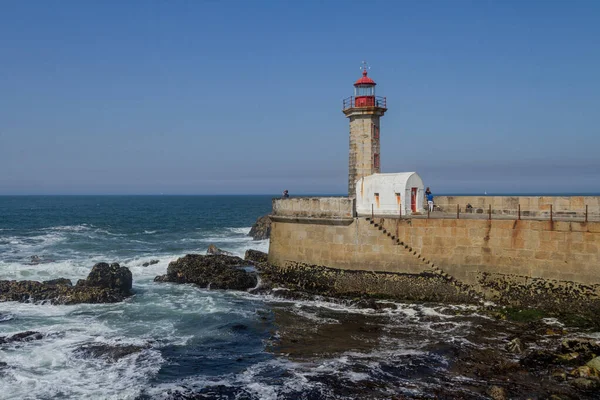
<box><xmin>343</xmin><ymin>63</ymin><xmax>387</xmax><ymax>197</ymax></box>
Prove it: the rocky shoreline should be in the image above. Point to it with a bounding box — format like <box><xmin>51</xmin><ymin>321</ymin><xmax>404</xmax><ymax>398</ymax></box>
<box><xmin>3</xmin><ymin>244</ymin><xmax>600</xmax><ymax>398</ymax></box>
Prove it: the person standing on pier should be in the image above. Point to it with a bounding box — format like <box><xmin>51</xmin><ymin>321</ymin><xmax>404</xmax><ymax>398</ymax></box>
<box><xmin>426</xmin><ymin>189</ymin><xmax>434</xmax><ymax>212</ymax></box>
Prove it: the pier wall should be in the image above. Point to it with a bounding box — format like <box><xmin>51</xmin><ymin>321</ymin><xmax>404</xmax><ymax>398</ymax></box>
<box><xmin>268</xmin><ymin>197</ymin><xmax>600</xmax><ymax>309</ymax></box>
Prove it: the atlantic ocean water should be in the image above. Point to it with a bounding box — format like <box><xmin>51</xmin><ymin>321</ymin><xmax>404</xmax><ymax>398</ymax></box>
<box><xmin>0</xmin><ymin>196</ymin><xmax>592</xmax><ymax>399</ymax></box>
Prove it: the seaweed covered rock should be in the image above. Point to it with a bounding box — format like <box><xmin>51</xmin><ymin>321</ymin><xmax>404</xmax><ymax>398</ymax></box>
<box><xmin>207</xmin><ymin>244</ymin><xmax>233</xmax><ymax>256</ymax></box>
<box><xmin>75</xmin><ymin>343</ymin><xmax>146</xmax><ymax>361</ymax></box>
<box><xmin>154</xmin><ymin>254</ymin><xmax>257</xmax><ymax>291</ymax></box>
<box><xmin>77</xmin><ymin>262</ymin><xmax>132</xmax><ymax>293</ymax></box>
<box><xmin>244</xmin><ymin>249</ymin><xmax>268</xmax><ymax>264</ymax></box>
<box><xmin>0</xmin><ymin>263</ymin><xmax>133</xmax><ymax>305</ymax></box>
<box><xmin>248</xmin><ymin>215</ymin><xmax>271</xmax><ymax>240</ymax></box>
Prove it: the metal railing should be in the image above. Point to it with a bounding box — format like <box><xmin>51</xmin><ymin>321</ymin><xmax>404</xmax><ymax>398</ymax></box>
<box><xmin>342</xmin><ymin>96</ymin><xmax>387</xmax><ymax>110</ymax></box>
<box><xmin>424</xmin><ymin>203</ymin><xmax>598</xmax><ymax>222</ymax></box>
<box><xmin>367</xmin><ymin>203</ymin><xmax>599</xmax><ymax>222</ymax></box>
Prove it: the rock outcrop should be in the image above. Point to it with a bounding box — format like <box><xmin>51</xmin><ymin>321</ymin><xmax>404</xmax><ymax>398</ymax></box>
<box><xmin>154</xmin><ymin>254</ymin><xmax>257</xmax><ymax>291</ymax></box>
<box><xmin>75</xmin><ymin>343</ymin><xmax>146</xmax><ymax>361</ymax></box>
<box><xmin>207</xmin><ymin>244</ymin><xmax>233</xmax><ymax>256</ymax></box>
<box><xmin>0</xmin><ymin>331</ymin><xmax>43</xmax><ymax>345</ymax></box>
<box><xmin>0</xmin><ymin>262</ymin><xmax>133</xmax><ymax>305</ymax></box>
<box><xmin>248</xmin><ymin>215</ymin><xmax>271</xmax><ymax>240</ymax></box>
<box><xmin>142</xmin><ymin>260</ymin><xmax>159</xmax><ymax>267</ymax></box>
<box><xmin>244</xmin><ymin>249</ymin><xmax>268</xmax><ymax>264</ymax></box>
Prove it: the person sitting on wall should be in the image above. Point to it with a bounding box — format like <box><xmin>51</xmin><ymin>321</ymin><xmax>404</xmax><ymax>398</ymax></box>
<box><xmin>282</xmin><ymin>190</ymin><xmax>289</xmax><ymax>199</ymax></box>
<box><xmin>426</xmin><ymin>190</ymin><xmax>434</xmax><ymax>212</ymax></box>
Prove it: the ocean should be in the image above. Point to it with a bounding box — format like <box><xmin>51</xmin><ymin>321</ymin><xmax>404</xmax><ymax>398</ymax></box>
<box><xmin>0</xmin><ymin>196</ymin><xmax>594</xmax><ymax>399</ymax></box>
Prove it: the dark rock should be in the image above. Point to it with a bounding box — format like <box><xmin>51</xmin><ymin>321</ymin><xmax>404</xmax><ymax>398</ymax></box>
<box><xmin>30</xmin><ymin>255</ymin><xmax>41</xmax><ymax>265</ymax></box>
<box><xmin>207</xmin><ymin>244</ymin><xmax>233</xmax><ymax>256</ymax></box>
<box><xmin>77</xmin><ymin>262</ymin><xmax>132</xmax><ymax>294</ymax></box>
<box><xmin>561</xmin><ymin>338</ymin><xmax>600</xmax><ymax>359</ymax></box>
<box><xmin>521</xmin><ymin>349</ymin><xmax>557</xmax><ymax>368</ymax></box>
<box><xmin>154</xmin><ymin>254</ymin><xmax>257</xmax><ymax>291</ymax></box>
<box><xmin>75</xmin><ymin>343</ymin><xmax>145</xmax><ymax>361</ymax></box>
<box><xmin>244</xmin><ymin>249</ymin><xmax>268</xmax><ymax>264</ymax></box>
<box><xmin>0</xmin><ymin>361</ymin><xmax>7</xmax><ymax>369</ymax></box>
<box><xmin>43</xmin><ymin>278</ymin><xmax>73</xmax><ymax>286</ymax></box>
<box><xmin>248</xmin><ymin>215</ymin><xmax>271</xmax><ymax>240</ymax></box>
<box><xmin>142</xmin><ymin>259</ymin><xmax>159</xmax><ymax>267</ymax></box>
<box><xmin>352</xmin><ymin>298</ymin><xmax>397</xmax><ymax>310</ymax></box>
<box><xmin>0</xmin><ymin>331</ymin><xmax>43</xmax><ymax>345</ymax></box>
<box><xmin>570</xmin><ymin>377</ymin><xmax>600</xmax><ymax>391</ymax></box>
<box><xmin>0</xmin><ymin>263</ymin><xmax>133</xmax><ymax>305</ymax></box>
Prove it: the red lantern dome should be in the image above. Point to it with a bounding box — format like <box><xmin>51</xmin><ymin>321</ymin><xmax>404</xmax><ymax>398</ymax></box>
<box><xmin>354</xmin><ymin>69</ymin><xmax>376</xmax><ymax>86</ymax></box>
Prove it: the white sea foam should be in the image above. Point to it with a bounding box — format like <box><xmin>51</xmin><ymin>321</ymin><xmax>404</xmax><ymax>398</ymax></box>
<box><xmin>0</xmin><ymin>259</ymin><xmax>97</xmax><ymax>282</ymax></box>
<box><xmin>40</xmin><ymin>224</ymin><xmax>92</xmax><ymax>232</ymax></box>
<box><xmin>226</xmin><ymin>227</ymin><xmax>252</xmax><ymax>235</ymax></box>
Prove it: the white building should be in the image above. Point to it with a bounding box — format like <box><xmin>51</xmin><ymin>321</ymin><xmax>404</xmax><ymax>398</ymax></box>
<box><xmin>355</xmin><ymin>172</ymin><xmax>425</xmax><ymax>217</ymax></box>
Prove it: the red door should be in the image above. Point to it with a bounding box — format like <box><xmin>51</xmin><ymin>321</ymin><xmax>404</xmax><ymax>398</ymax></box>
<box><xmin>411</xmin><ymin>188</ymin><xmax>418</xmax><ymax>212</ymax></box>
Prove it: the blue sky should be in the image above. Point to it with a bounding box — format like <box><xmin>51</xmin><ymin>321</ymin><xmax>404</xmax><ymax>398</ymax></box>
<box><xmin>1</xmin><ymin>0</ymin><xmax>599</xmax><ymax>195</ymax></box>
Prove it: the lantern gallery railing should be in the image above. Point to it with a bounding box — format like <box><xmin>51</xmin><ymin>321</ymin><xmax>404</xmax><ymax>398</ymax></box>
<box><xmin>342</xmin><ymin>96</ymin><xmax>387</xmax><ymax>110</ymax></box>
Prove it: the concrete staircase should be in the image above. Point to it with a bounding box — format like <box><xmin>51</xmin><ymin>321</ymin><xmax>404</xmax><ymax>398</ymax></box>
<box><xmin>365</xmin><ymin>217</ymin><xmax>482</xmax><ymax>301</ymax></box>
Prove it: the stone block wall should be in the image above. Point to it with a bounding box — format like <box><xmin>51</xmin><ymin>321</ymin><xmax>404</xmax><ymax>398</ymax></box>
<box><xmin>272</xmin><ymin>197</ymin><xmax>354</xmax><ymax>219</ymax></box>
<box><xmin>268</xmin><ymin>216</ymin><xmax>600</xmax><ymax>293</ymax></box>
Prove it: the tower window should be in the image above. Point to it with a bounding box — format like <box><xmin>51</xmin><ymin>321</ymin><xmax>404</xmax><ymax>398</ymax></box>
<box><xmin>373</xmin><ymin>124</ymin><xmax>380</xmax><ymax>139</ymax></box>
<box><xmin>374</xmin><ymin>153</ymin><xmax>380</xmax><ymax>169</ymax></box>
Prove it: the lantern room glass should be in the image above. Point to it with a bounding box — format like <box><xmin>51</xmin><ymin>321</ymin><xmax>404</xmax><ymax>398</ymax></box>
<box><xmin>355</xmin><ymin>84</ymin><xmax>375</xmax><ymax>97</ymax></box>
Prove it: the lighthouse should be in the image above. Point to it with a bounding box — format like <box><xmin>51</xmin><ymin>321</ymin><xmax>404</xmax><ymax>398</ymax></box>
<box><xmin>343</xmin><ymin>63</ymin><xmax>387</xmax><ymax>197</ymax></box>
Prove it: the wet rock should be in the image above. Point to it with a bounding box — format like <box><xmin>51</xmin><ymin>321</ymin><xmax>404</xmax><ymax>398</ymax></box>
<box><xmin>244</xmin><ymin>249</ymin><xmax>268</xmax><ymax>264</ymax></box>
<box><xmin>0</xmin><ymin>361</ymin><xmax>7</xmax><ymax>369</ymax></box>
<box><xmin>352</xmin><ymin>298</ymin><xmax>397</xmax><ymax>310</ymax></box>
<box><xmin>561</xmin><ymin>338</ymin><xmax>600</xmax><ymax>359</ymax></box>
<box><xmin>0</xmin><ymin>331</ymin><xmax>43</xmax><ymax>344</ymax></box>
<box><xmin>570</xmin><ymin>377</ymin><xmax>600</xmax><ymax>391</ymax></box>
<box><xmin>248</xmin><ymin>215</ymin><xmax>271</xmax><ymax>240</ymax></box>
<box><xmin>571</xmin><ymin>365</ymin><xmax>600</xmax><ymax>378</ymax></box>
<box><xmin>77</xmin><ymin>262</ymin><xmax>132</xmax><ymax>294</ymax></box>
<box><xmin>0</xmin><ymin>263</ymin><xmax>133</xmax><ymax>305</ymax></box>
<box><xmin>551</xmin><ymin>370</ymin><xmax>567</xmax><ymax>381</ymax></box>
<box><xmin>506</xmin><ymin>337</ymin><xmax>524</xmax><ymax>354</ymax></box>
<box><xmin>207</xmin><ymin>244</ymin><xmax>233</xmax><ymax>256</ymax></box>
<box><xmin>587</xmin><ymin>356</ymin><xmax>600</xmax><ymax>371</ymax></box>
<box><xmin>142</xmin><ymin>259</ymin><xmax>159</xmax><ymax>267</ymax></box>
<box><xmin>75</xmin><ymin>343</ymin><xmax>145</xmax><ymax>361</ymax></box>
<box><xmin>487</xmin><ymin>385</ymin><xmax>507</xmax><ymax>400</ymax></box>
<box><xmin>520</xmin><ymin>349</ymin><xmax>556</xmax><ymax>368</ymax></box>
<box><xmin>43</xmin><ymin>278</ymin><xmax>73</xmax><ymax>286</ymax></box>
<box><xmin>30</xmin><ymin>255</ymin><xmax>41</xmax><ymax>264</ymax></box>
<box><xmin>154</xmin><ymin>254</ymin><xmax>257</xmax><ymax>291</ymax></box>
